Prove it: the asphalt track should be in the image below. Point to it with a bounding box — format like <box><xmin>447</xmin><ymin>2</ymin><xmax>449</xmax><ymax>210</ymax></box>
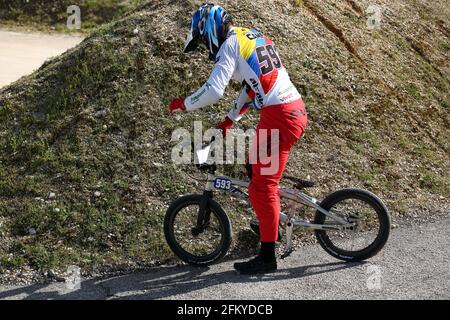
<box><xmin>1</xmin><ymin>218</ymin><xmax>449</xmax><ymax>300</ymax></box>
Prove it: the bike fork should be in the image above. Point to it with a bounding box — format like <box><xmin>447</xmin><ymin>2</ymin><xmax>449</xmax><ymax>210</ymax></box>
<box><xmin>192</xmin><ymin>190</ymin><xmax>213</xmax><ymax>236</ymax></box>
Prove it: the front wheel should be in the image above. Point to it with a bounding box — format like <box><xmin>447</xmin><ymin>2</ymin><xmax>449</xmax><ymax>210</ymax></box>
<box><xmin>314</xmin><ymin>188</ymin><xmax>391</xmax><ymax>261</ymax></box>
<box><xmin>164</xmin><ymin>194</ymin><xmax>232</xmax><ymax>265</ymax></box>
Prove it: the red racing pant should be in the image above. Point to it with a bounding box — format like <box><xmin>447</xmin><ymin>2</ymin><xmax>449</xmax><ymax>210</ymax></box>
<box><xmin>248</xmin><ymin>99</ymin><xmax>308</xmax><ymax>242</ymax></box>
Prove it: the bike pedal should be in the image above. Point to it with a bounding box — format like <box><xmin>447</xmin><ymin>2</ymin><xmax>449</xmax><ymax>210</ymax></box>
<box><xmin>280</xmin><ymin>249</ymin><xmax>293</xmax><ymax>259</ymax></box>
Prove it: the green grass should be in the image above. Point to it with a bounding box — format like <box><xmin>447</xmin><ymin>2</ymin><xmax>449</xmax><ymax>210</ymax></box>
<box><xmin>419</xmin><ymin>170</ymin><xmax>450</xmax><ymax>196</ymax></box>
<box><xmin>440</xmin><ymin>99</ymin><xmax>450</xmax><ymax>109</ymax></box>
<box><xmin>350</xmin><ymin>129</ymin><xmax>381</xmax><ymax>150</ymax></box>
<box><xmin>0</xmin><ymin>254</ymin><xmax>27</xmax><ymax>270</ymax></box>
<box><xmin>0</xmin><ymin>0</ymin><xmax>146</xmax><ymax>34</ymax></box>
<box><xmin>405</xmin><ymin>83</ymin><xmax>421</xmax><ymax>99</ymax></box>
<box><xmin>439</xmin><ymin>41</ymin><xmax>450</xmax><ymax>51</ymax></box>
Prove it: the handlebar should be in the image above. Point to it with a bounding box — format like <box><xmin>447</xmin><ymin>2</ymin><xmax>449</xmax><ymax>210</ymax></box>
<box><xmin>195</xmin><ymin>136</ymin><xmax>217</xmax><ymax>173</ymax></box>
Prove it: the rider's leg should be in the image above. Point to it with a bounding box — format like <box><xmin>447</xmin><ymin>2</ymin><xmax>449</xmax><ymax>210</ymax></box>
<box><xmin>234</xmin><ymin>99</ymin><xmax>307</xmax><ymax>274</ymax></box>
<box><xmin>249</xmin><ymin>220</ymin><xmax>282</xmax><ymax>242</ymax></box>
<box><xmin>234</xmin><ymin>142</ymin><xmax>293</xmax><ymax>274</ymax></box>
<box><xmin>249</xmin><ymin>99</ymin><xmax>307</xmax><ymax>244</ymax></box>
<box><xmin>249</xmin><ymin>135</ymin><xmax>292</xmax><ymax>244</ymax></box>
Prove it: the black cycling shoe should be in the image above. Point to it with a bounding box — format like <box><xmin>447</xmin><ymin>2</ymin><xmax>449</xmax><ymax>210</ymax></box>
<box><xmin>234</xmin><ymin>255</ymin><xmax>277</xmax><ymax>275</ymax></box>
<box><xmin>250</xmin><ymin>221</ymin><xmax>282</xmax><ymax>242</ymax></box>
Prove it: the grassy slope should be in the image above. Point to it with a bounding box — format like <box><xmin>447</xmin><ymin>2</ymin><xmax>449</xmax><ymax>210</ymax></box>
<box><xmin>0</xmin><ymin>0</ymin><xmax>448</xmax><ymax>277</ymax></box>
<box><xmin>0</xmin><ymin>0</ymin><xmax>145</xmax><ymax>33</ymax></box>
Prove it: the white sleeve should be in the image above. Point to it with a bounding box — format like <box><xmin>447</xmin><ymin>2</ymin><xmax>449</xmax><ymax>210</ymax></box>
<box><xmin>184</xmin><ymin>36</ymin><xmax>238</xmax><ymax>111</ymax></box>
<box><xmin>228</xmin><ymin>86</ymin><xmax>254</xmax><ymax>122</ymax></box>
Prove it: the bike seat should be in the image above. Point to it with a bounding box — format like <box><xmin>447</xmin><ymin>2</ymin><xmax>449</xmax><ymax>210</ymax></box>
<box><xmin>284</xmin><ymin>175</ymin><xmax>317</xmax><ymax>189</ymax></box>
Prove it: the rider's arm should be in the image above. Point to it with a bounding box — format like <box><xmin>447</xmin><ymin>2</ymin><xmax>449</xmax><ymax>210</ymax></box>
<box><xmin>184</xmin><ymin>36</ymin><xmax>238</xmax><ymax>111</ymax></box>
<box><xmin>227</xmin><ymin>85</ymin><xmax>254</xmax><ymax>122</ymax></box>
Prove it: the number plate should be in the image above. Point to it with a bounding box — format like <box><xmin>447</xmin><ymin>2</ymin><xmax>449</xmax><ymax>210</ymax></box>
<box><xmin>213</xmin><ymin>177</ymin><xmax>232</xmax><ymax>191</ymax></box>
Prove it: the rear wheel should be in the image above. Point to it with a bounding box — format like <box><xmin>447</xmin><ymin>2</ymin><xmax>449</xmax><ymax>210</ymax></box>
<box><xmin>314</xmin><ymin>189</ymin><xmax>391</xmax><ymax>261</ymax></box>
<box><xmin>164</xmin><ymin>194</ymin><xmax>232</xmax><ymax>265</ymax></box>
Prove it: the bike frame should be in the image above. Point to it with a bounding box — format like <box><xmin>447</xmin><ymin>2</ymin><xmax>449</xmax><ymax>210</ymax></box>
<box><xmin>196</xmin><ymin>170</ymin><xmax>356</xmax><ymax>259</ymax></box>
<box><xmin>203</xmin><ymin>172</ymin><xmax>353</xmax><ymax>231</ymax></box>
<box><xmin>192</xmin><ymin>136</ymin><xmax>357</xmax><ymax>258</ymax></box>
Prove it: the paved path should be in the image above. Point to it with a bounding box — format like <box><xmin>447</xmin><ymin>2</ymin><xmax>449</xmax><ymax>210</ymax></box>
<box><xmin>0</xmin><ymin>218</ymin><xmax>449</xmax><ymax>300</ymax></box>
<box><xmin>0</xmin><ymin>29</ymin><xmax>83</xmax><ymax>88</ymax></box>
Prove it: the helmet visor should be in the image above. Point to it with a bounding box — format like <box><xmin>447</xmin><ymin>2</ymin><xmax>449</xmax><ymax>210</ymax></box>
<box><xmin>183</xmin><ymin>25</ymin><xmax>200</xmax><ymax>53</ymax></box>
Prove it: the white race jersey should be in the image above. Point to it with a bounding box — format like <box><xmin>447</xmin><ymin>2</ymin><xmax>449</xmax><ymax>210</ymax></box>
<box><xmin>184</xmin><ymin>27</ymin><xmax>301</xmax><ymax>121</ymax></box>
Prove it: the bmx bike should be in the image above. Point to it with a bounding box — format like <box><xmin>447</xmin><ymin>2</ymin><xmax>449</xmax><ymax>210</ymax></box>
<box><xmin>164</xmin><ymin>140</ymin><xmax>391</xmax><ymax>265</ymax></box>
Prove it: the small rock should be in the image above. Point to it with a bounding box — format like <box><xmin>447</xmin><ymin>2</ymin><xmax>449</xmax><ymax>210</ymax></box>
<box><xmin>94</xmin><ymin>109</ymin><xmax>108</xmax><ymax>118</ymax></box>
<box><xmin>28</xmin><ymin>228</ymin><xmax>37</xmax><ymax>235</ymax></box>
<box><xmin>133</xmin><ymin>28</ymin><xmax>139</xmax><ymax>35</ymax></box>
<box><xmin>49</xmin><ymin>192</ymin><xmax>56</xmax><ymax>199</ymax></box>
<box><xmin>53</xmin><ymin>208</ymin><xmax>60</xmax><ymax>213</ymax></box>
<box><xmin>94</xmin><ymin>191</ymin><xmax>101</xmax><ymax>197</ymax></box>
<box><xmin>103</xmin><ymin>124</ymin><xmax>108</xmax><ymax>130</ymax></box>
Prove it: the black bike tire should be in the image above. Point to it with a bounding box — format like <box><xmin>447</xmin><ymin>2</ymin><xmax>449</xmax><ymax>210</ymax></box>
<box><xmin>314</xmin><ymin>188</ymin><xmax>391</xmax><ymax>261</ymax></box>
<box><xmin>164</xmin><ymin>194</ymin><xmax>232</xmax><ymax>265</ymax></box>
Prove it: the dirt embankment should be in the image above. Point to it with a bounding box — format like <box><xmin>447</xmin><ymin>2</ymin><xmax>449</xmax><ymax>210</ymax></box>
<box><xmin>0</xmin><ymin>0</ymin><xmax>145</xmax><ymax>32</ymax></box>
<box><xmin>0</xmin><ymin>0</ymin><xmax>448</xmax><ymax>281</ymax></box>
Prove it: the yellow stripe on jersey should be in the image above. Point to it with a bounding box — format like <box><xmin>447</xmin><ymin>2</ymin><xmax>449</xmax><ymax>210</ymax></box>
<box><xmin>234</xmin><ymin>27</ymin><xmax>256</xmax><ymax>61</ymax></box>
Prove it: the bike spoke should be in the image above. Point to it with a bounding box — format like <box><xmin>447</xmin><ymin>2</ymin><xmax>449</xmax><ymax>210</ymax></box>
<box><xmin>324</xmin><ymin>198</ymin><xmax>380</xmax><ymax>252</ymax></box>
<box><xmin>172</xmin><ymin>205</ymin><xmax>224</xmax><ymax>258</ymax></box>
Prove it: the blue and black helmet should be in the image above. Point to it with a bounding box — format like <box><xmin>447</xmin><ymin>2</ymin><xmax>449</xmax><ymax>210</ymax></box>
<box><xmin>183</xmin><ymin>3</ymin><xmax>232</xmax><ymax>60</ymax></box>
